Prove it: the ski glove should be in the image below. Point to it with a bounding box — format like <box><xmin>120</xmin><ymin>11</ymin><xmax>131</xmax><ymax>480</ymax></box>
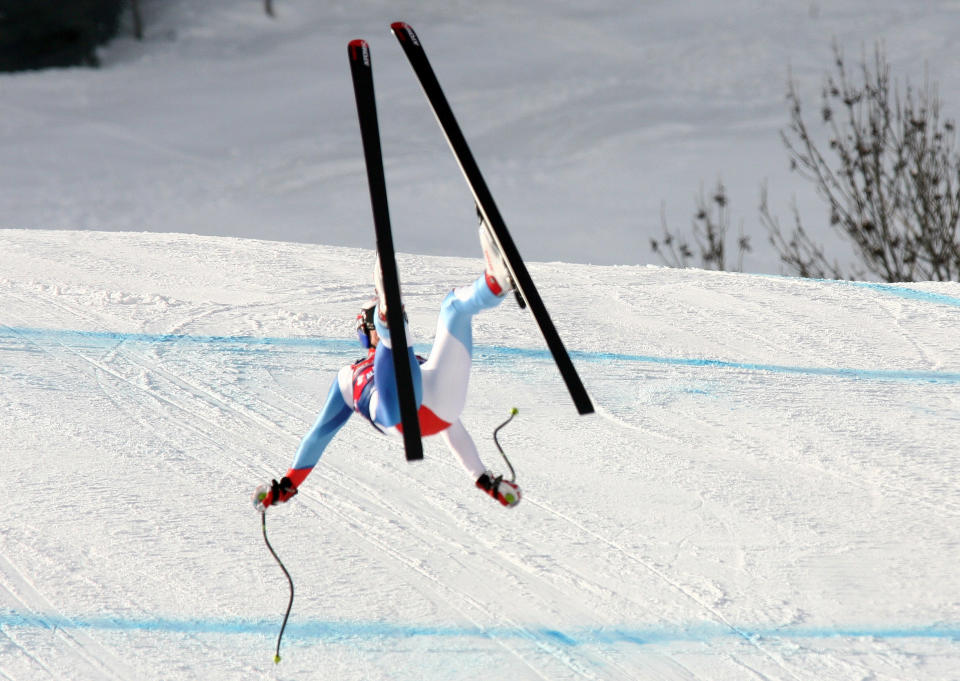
<box><xmin>253</xmin><ymin>476</ymin><xmax>298</xmax><ymax>511</ymax></box>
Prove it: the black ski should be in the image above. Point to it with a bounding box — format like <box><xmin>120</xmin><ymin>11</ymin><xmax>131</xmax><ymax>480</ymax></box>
<box><xmin>348</xmin><ymin>39</ymin><xmax>424</xmax><ymax>461</ymax></box>
<box><xmin>390</xmin><ymin>22</ymin><xmax>594</xmax><ymax>416</ymax></box>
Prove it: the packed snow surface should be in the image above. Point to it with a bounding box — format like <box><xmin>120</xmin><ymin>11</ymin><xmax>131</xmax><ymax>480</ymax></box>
<box><xmin>3</xmin><ymin>4</ymin><xmax>960</xmax><ymax>678</ymax></box>
<box><xmin>1</xmin><ymin>229</ymin><xmax>958</xmax><ymax>680</ymax></box>
<box><xmin>6</xmin><ymin>0</ymin><xmax>960</xmax><ymax>271</ymax></box>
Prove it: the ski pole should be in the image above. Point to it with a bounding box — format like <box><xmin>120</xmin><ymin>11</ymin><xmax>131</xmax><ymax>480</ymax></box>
<box><xmin>493</xmin><ymin>408</ymin><xmax>519</xmax><ymax>483</ymax></box>
<box><xmin>260</xmin><ymin>510</ymin><xmax>294</xmax><ymax>663</ymax></box>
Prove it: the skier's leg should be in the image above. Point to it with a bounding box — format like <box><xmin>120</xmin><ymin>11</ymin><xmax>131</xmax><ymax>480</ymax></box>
<box><xmin>371</xmin><ymin>309</ymin><xmax>423</xmax><ymax>428</ymax></box>
<box><xmin>425</xmin><ymin>276</ymin><xmax>520</xmax><ymax>507</ymax></box>
<box><xmin>440</xmin><ymin>419</ymin><xmax>487</xmax><ymax>479</ymax></box>
<box><xmin>420</xmin><ymin>275</ymin><xmax>504</xmax><ymax>423</ymax></box>
<box><xmin>442</xmin><ymin>418</ymin><xmax>521</xmax><ymax>507</ymax></box>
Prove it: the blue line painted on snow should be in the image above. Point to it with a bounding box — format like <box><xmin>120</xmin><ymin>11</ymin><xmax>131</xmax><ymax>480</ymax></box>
<box><xmin>485</xmin><ymin>345</ymin><xmax>960</xmax><ymax>384</ymax></box>
<box><xmin>754</xmin><ymin>272</ymin><xmax>960</xmax><ymax>309</ymax></box>
<box><xmin>0</xmin><ymin>325</ymin><xmax>359</xmax><ymax>353</ymax></box>
<box><xmin>0</xmin><ymin>612</ymin><xmax>956</xmax><ymax>646</ymax></box>
<box><xmin>3</xmin><ymin>325</ymin><xmax>960</xmax><ymax>384</ymax></box>
<box><xmin>850</xmin><ymin>281</ymin><xmax>960</xmax><ymax>308</ymax></box>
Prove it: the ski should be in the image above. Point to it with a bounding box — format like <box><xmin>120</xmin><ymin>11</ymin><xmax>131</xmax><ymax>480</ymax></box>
<box><xmin>390</xmin><ymin>22</ymin><xmax>594</xmax><ymax>416</ymax></box>
<box><xmin>348</xmin><ymin>39</ymin><xmax>424</xmax><ymax>461</ymax></box>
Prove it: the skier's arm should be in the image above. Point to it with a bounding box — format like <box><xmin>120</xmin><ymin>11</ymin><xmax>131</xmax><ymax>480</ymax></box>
<box><xmin>283</xmin><ymin>379</ymin><xmax>353</xmax><ymax>489</ymax></box>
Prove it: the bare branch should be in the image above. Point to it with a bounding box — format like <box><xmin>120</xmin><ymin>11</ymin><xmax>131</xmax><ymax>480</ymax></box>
<box><xmin>767</xmin><ymin>41</ymin><xmax>960</xmax><ymax>282</ymax></box>
<box><xmin>651</xmin><ymin>182</ymin><xmax>751</xmax><ymax>272</ymax></box>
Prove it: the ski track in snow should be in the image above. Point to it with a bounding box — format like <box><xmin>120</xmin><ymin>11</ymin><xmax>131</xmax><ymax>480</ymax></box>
<box><xmin>2</xmin><ymin>231</ymin><xmax>959</xmax><ymax>680</ymax></box>
<box><xmin>5</xmin><ymin>3</ymin><xmax>960</xmax><ymax>678</ymax></box>
<box><xmin>0</xmin><ymin>284</ymin><xmax>750</xmax><ymax>680</ymax></box>
<box><xmin>2</xmin><ymin>290</ymin><xmax>958</xmax><ymax>681</ymax></box>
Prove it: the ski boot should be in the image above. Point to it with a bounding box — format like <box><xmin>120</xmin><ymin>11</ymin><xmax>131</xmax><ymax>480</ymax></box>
<box><xmin>478</xmin><ymin>217</ymin><xmax>515</xmax><ymax>297</ymax></box>
<box><xmin>476</xmin><ymin>471</ymin><xmax>521</xmax><ymax>507</ymax></box>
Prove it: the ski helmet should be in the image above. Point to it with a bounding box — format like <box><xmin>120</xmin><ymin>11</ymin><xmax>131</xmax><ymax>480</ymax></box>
<box><xmin>356</xmin><ymin>297</ymin><xmax>378</xmax><ymax>348</ymax></box>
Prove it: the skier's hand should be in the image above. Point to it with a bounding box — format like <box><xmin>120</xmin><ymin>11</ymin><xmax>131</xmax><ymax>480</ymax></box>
<box><xmin>253</xmin><ymin>476</ymin><xmax>298</xmax><ymax>512</ymax></box>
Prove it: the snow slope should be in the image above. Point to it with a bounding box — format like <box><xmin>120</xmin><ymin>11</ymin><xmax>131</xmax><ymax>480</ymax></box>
<box><xmin>5</xmin><ymin>0</ymin><xmax>960</xmax><ymax>272</ymax></box>
<box><xmin>1</xmin><ymin>229</ymin><xmax>958</xmax><ymax>680</ymax></box>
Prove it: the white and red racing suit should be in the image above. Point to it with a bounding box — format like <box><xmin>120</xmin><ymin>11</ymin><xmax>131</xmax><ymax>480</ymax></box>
<box><xmin>279</xmin><ymin>274</ymin><xmax>504</xmax><ymax>490</ymax></box>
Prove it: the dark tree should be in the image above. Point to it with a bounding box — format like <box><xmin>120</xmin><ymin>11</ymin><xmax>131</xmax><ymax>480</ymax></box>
<box><xmin>651</xmin><ymin>181</ymin><xmax>752</xmax><ymax>272</ymax></box>
<box><xmin>0</xmin><ymin>0</ymin><xmax>126</xmax><ymax>71</ymax></box>
<box><xmin>130</xmin><ymin>0</ymin><xmax>143</xmax><ymax>40</ymax></box>
<box><xmin>763</xmin><ymin>43</ymin><xmax>960</xmax><ymax>282</ymax></box>
<box><xmin>759</xmin><ymin>184</ymin><xmax>849</xmax><ymax>280</ymax></box>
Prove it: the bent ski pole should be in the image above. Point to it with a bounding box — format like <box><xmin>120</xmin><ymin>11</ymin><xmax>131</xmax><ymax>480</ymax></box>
<box><xmin>260</xmin><ymin>511</ymin><xmax>294</xmax><ymax>663</ymax></box>
<box><xmin>493</xmin><ymin>408</ymin><xmax>519</xmax><ymax>483</ymax></box>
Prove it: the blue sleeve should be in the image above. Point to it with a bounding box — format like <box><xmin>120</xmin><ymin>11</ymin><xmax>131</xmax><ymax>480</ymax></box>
<box><xmin>290</xmin><ymin>380</ymin><xmax>353</xmax><ymax>471</ymax></box>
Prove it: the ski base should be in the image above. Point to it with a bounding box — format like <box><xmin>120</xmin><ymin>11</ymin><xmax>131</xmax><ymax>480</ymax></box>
<box><xmin>391</xmin><ymin>21</ymin><xmax>594</xmax><ymax>415</ymax></box>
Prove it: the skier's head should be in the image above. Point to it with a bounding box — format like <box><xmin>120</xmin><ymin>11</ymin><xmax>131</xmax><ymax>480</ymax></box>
<box><xmin>356</xmin><ymin>297</ymin><xmax>379</xmax><ymax>348</ymax></box>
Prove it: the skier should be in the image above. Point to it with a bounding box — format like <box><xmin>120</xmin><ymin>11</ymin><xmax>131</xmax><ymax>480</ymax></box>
<box><xmin>254</xmin><ymin>226</ymin><xmax>522</xmax><ymax>510</ymax></box>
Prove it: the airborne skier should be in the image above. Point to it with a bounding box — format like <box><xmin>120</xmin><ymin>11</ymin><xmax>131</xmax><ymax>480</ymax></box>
<box><xmin>254</xmin><ymin>24</ymin><xmax>596</xmax><ymax>515</ymax></box>
<box><xmin>254</xmin><ymin>225</ymin><xmax>522</xmax><ymax>510</ymax></box>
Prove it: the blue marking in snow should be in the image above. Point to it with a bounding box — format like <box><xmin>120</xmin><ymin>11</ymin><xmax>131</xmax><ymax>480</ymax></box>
<box><xmin>2</xmin><ymin>325</ymin><xmax>959</xmax><ymax>384</ymax></box>
<box><xmin>850</xmin><ymin>282</ymin><xmax>960</xmax><ymax>308</ymax></box>
<box><xmin>0</xmin><ymin>612</ymin><xmax>956</xmax><ymax>645</ymax></box>
<box><xmin>753</xmin><ymin>272</ymin><xmax>960</xmax><ymax>308</ymax></box>
<box><xmin>486</xmin><ymin>345</ymin><xmax>960</xmax><ymax>384</ymax></box>
<box><xmin>0</xmin><ymin>325</ymin><xmax>358</xmax><ymax>353</ymax></box>
<box><xmin>541</xmin><ymin>628</ymin><xmax>580</xmax><ymax>646</ymax></box>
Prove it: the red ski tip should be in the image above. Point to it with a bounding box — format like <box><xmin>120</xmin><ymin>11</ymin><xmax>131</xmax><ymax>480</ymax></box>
<box><xmin>391</xmin><ymin>22</ymin><xmax>418</xmax><ymax>44</ymax></box>
<box><xmin>348</xmin><ymin>39</ymin><xmax>370</xmax><ymax>64</ymax></box>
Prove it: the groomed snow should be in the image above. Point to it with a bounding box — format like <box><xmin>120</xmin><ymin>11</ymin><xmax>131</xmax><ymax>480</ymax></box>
<box><xmin>3</xmin><ymin>2</ymin><xmax>960</xmax><ymax>677</ymax></box>
<box><xmin>1</xmin><ymin>229</ymin><xmax>958</xmax><ymax>680</ymax></box>
<box><xmin>5</xmin><ymin>0</ymin><xmax>960</xmax><ymax>271</ymax></box>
